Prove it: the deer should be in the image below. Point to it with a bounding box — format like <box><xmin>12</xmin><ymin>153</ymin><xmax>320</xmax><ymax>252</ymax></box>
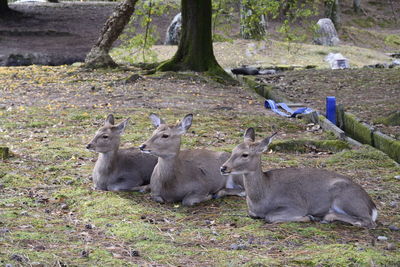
<box><xmin>139</xmin><ymin>113</ymin><xmax>245</xmax><ymax>206</ymax></box>
<box><xmin>220</xmin><ymin>128</ymin><xmax>378</xmax><ymax>228</ymax></box>
<box><xmin>86</xmin><ymin>114</ymin><xmax>158</xmax><ymax>192</ymax></box>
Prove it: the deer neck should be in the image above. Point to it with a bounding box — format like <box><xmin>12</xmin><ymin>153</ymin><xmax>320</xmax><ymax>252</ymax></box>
<box><xmin>155</xmin><ymin>152</ymin><xmax>179</xmax><ymax>181</ymax></box>
<box><xmin>96</xmin><ymin>149</ymin><xmax>119</xmax><ymax>175</ymax></box>
<box><xmin>242</xmin><ymin>160</ymin><xmax>267</xmax><ymax>202</ymax></box>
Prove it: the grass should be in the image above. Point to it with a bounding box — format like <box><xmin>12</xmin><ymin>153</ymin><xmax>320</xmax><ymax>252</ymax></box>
<box><xmin>1</xmin><ymin>65</ymin><xmax>400</xmax><ymax>266</ymax></box>
<box><xmin>112</xmin><ymin>39</ymin><xmax>393</xmax><ymax>69</ymax></box>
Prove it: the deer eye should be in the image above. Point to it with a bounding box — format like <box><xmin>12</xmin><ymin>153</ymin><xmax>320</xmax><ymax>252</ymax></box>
<box><xmin>161</xmin><ymin>134</ymin><xmax>169</xmax><ymax>138</ymax></box>
<box><xmin>102</xmin><ymin>135</ymin><xmax>109</xmax><ymax>139</ymax></box>
<box><xmin>242</xmin><ymin>153</ymin><xmax>249</xmax><ymax>158</ymax></box>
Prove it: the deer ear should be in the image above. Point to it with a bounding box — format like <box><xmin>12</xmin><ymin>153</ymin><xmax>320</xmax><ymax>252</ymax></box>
<box><xmin>105</xmin><ymin>114</ymin><xmax>115</xmax><ymax>125</ymax></box>
<box><xmin>115</xmin><ymin>118</ymin><xmax>129</xmax><ymax>134</ymax></box>
<box><xmin>149</xmin><ymin>113</ymin><xmax>165</xmax><ymax>128</ymax></box>
<box><xmin>256</xmin><ymin>132</ymin><xmax>277</xmax><ymax>153</ymax></box>
<box><xmin>244</xmin><ymin>128</ymin><xmax>255</xmax><ymax>142</ymax></box>
<box><xmin>176</xmin><ymin>114</ymin><xmax>193</xmax><ymax>134</ymax></box>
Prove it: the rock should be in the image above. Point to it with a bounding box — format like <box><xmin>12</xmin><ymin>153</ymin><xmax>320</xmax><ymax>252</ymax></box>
<box><xmin>130</xmin><ymin>250</ymin><xmax>140</xmax><ymax>257</ymax></box>
<box><xmin>389</xmin><ymin>201</ymin><xmax>398</xmax><ymax>207</ymax></box>
<box><xmin>314</xmin><ymin>18</ymin><xmax>340</xmax><ymax>46</ymax></box>
<box><xmin>164</xmin><ymin>13</ymin><xmax>181</xmax><ymax>45</ymax></box>
<box><xmin>0</xmin><ymin>228</ymin><xmax>10</xmax><ymax>234</ymax></box>
<box><xmin>80</xmin><ymin>250</ymin><xmax>89</xmax><ymax>258</ymax></box>
<box><xmin>85</xmin><ymin>224</ymin><xmax>94</xmax><ymax>229</ymax></box>
<box><xmin>125</xmin><ymin>74</ymin><xmax>143</xmax><ymax>84</ymax></box>
<box><xmin>387</xmin><ymin>243</ymin><xmax>396</xmax><ymax>250</ymax></box>
<box><xmin>258</xmin><ymin>69</ymin><xmax>276</xmax><ymax>75</ymax></box>
<box><xmin>377</xmin><ymin>236</ymin><xmax>388</xmax><ymax>241</ymax></box>
<box><xmin>389</xmin><ymin>225</ymin><xmax>400</xmax><ymax>231</ymax></box>
<box><xmin>10</xmin><ymin>254</ymin><xmax>26</xmax><ymax>262</ymax></box>
<box><xmin>325</xmin><ymin>53</ymin><xmax>350</xmax><ymax>69</ymax></box>
<box><xmin>60</xmin><ymin>203</ymin><xmax>69</xmax><ymax>210</ymax></box>
<box><xmin>395</xmin><ymin>175</ymin><xmax>400</xmax><ymax>180</ymax></box>
<box><xmin>231</xmin><ymin>66</ymin><xmax>259</xmax><ymax>75</ymax></box>
<box><xmin>230</xmin><ymin>243</ymin><xmax>247</xmax><ymax>250</ymax></box>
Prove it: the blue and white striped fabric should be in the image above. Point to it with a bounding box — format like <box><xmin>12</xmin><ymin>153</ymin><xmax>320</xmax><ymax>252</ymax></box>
<box><xmin>264</xmin><ymin>99</ymin><xmax>313</xmax><ymax>118</ymax></box>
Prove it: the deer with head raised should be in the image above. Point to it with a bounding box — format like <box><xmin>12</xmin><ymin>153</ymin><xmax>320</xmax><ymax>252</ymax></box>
<box><xmin>86</xmin><ymin>114</ymin><xmax>158</xmax><ymax>191</ymax></box>
<box><xmin>139</xmin><ymin>113</ymin><xmax>244</xmax><ymax>206</ymax></box>
<box><xmin>220</xmin><ymin>128</ymin><xmax>378</xmax><ymax>228</ymax></box>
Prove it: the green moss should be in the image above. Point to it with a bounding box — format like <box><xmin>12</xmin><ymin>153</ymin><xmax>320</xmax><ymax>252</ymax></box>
<box><xmin>342</xmin><ymin>113</ymin><xmax>373</xmax><ymax>145</ymax></box>
<box><xmin>352</xmin><ymin>17</ymin><xmax>376</xmax><ymax>28</ymax></box>
<box><xmin>1</xmin><ymin>173</ymin><xmax>35</xmax><ymax>187</ymax></box>
<box><xmin>374</xmin><ymin>111</ymin><xmax>400</xmax><ymax>126</ymax></box>
<box><xmin>0</xmin><ymin>146</ymin><xmax>9</xmax><ymax>159</ymax></box>
<box><xmin>326</xmin><ymin>145</ymin><xmax>398</xmax><ymax>169</ymax></box>
<box><xmin>385</xmin><ymin>34</ymin><xmax>400</xmax><ymax>46</ymax></box>
<box><xmin>288</xmin><ymin>244</ymin><xmax>400</xmax><ymax>266</ymax></box>
<box><xmin>373</xmin><ymin>131</ymin><xmax>400</xmax><ymax>163</ymax></box>
<box><xmin>270</xmin><ymin>139</ymin><xmax>350</xmax><ymax>153</ymax></box>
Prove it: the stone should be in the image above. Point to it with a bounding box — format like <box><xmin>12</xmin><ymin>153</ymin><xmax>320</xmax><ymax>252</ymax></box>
<box><xmin>230</xmin><ymin>243</ymin><xmax>247</xmax><ymax>250</ymax></box>
<box><xmin>377</xmin><ymin>236</ymin><xmax>388</xmax><ymax>241</ymax></box>
<box><xmin>314</xmin><ymin>18</ymin><xmax>340</xmax><ymax>46</ymax></box>
<box><xmin>389</xmin><ymin>225</ymin><xmax>400</xmax><ymax>231</ymax></box>
<box><xmin>325</xmin><ymin>53</ymin><xmax>350</xmax><ymax>69</ymax></box>
<box><xmin>387</xmin><ymin>243</ymin><xmax>397</xmax><ymax>250</ymax></box>
<box><xmin>164</xmin><ymin>13</ymin><xmax>181</xmax><ymax>45</ymax></box>
<box><xmin>231</xmin><ymin>66</ymin><xmax>259</xmax><ymax>75</ymax></box>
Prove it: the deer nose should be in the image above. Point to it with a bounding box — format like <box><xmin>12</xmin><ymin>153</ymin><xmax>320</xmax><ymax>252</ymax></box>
<box><xmin>86</xmin><ymin>144</ymin><xmax>92</xmax><ymax>150</ymax></box>
<box><xmin>139</xmin><ymin>144</ymin><xmax>146</xmax><ymax>151</ymax></box>
<box><xmin>220</xmin><ymin>166</ymin><xmax>227</xmax><ymax>173</ymax></box>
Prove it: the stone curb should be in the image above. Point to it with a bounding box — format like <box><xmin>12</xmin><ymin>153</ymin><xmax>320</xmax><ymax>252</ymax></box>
<box><xmin>238</xmin><ymin>75</ymin><xmax>399</xmax><ymax>163</ymax></box>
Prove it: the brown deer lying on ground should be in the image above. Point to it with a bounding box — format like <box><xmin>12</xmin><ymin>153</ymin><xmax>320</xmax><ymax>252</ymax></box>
<box><xmin>139</xmin><ymin>113</ymin><xmax>244</xmax><ymax>206</ymax></box>
<box><xmin>221</xmin><ymin>128</ymin><xmax>378</xmax><ymax>228</ymax></box>
<box><xmin>86</xmin><ymin>114</ymin><xmax>157</xmax><ymax>191</ymax></box>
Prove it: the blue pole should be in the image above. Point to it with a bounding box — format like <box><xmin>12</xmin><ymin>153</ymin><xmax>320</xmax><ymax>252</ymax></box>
<box><xmin>326</xmin><ymin>96</ymin><xmax>337</xmax><ymax>125</ymax></box>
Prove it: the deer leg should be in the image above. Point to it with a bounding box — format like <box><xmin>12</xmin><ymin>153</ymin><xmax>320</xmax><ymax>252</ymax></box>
<box><xmin>264</xmin><ymin>208</ymin><xmax>310</xmax><ymax>224</ymax></box>
<box><xmin>151</xmin><ymin>195</ymin><xmax>165</xmax><ymax>204</ymax></box>
<box><xmin>213</xmin><ymin>188</ymin><xmax>246</xmax><ymax>199</ymax></box>
<box><xmin>322</xmin><ymin>212</ymin><xmax>370</xmax><ymax>227</ymax></box>
<box><xmin>182</xmin><ymin>193</ymin><xmax>213</xmax><ymax>206</ymax></box>
<box><xmin>130</xmin><ymin>184</ymin><xmax>151</xmax><ymax>193</ymax></box>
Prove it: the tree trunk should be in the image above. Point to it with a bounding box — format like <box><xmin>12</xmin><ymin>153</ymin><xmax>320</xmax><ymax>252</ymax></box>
<box><xmin>84</xmin><ymin>0</ymin><xmax>139</xmax><ymax>68</ymax></box>
<box><xmin>325</xmin><ymin>0</ymin><xmax>341</xmax><ymax>30</ymax></box>
<box><xmin>157</xmin><ymin>0</ymin><xmax>231</xmax><ymax>81</ymax></box>
<box><xmin>353</xmin><ymin>0</ymin><xmax>361</xmax><ymax>13</ymax></box>
<box><xmin>0</xmin><ymin>0</ymin><xmax>10</xmax><ymax>14</ymax></box>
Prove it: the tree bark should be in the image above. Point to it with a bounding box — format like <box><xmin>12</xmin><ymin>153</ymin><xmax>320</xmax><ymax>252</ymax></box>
<box><xmin>0</xmin><ymin>0</ymin><xmax>10</xmax><ymax>14</ymax></box>
<box><xmin>157</xmin><ymin>0</ymin><xmax>231</xmax><ymax>81</ymax></box>
<box><xmin>353</xmin><ymin>0</ymin><xmax>361</xmax><ymax>13</ymax></box>
<box><xmin>0</xmin><ymin>0</ymin><xmax>11</xmax><ymax>14</ymax></box>
<box><xmin>84</xmin><ymin>0</ymin><xmax>139</xmax><ymax>68</ymax></box>
<box><xmin>325</xmin><ymin>0</ymin><xmax>341</xmax><ymax>30</ymax></box>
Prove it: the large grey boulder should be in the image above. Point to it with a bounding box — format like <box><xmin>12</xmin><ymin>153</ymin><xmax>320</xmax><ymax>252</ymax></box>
<box><xmin>314</xmin><ymin>18</ymin><xmax>340</xmax><ymax>46</ymax></box>
<box><xmin>164</xmin><ymin>13</ymin><xmax>181</xmax><ymax>45</ymax></box>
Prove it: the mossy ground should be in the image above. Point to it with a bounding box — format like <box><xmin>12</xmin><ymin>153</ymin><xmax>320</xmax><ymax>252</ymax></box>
<box><xmin>1</xmin><ymin>66</ymin><xmax>400</xmax><ymax>266</ymax></box>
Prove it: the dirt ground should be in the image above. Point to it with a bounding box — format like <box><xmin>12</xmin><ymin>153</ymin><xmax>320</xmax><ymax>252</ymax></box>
<box><xmin>0</xmin><ymin>2</ymin><xmax>117</xmax><ymax>65</ymax></box>
<box><xmin>0</xmin><ymin>1</ymin><xmax>178</xmax><ymax>66</ymax></box>
<box><xmin>256</xmin><ymin>68</ymin><xmax>400</xmax><ymax>139</ymax></box>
